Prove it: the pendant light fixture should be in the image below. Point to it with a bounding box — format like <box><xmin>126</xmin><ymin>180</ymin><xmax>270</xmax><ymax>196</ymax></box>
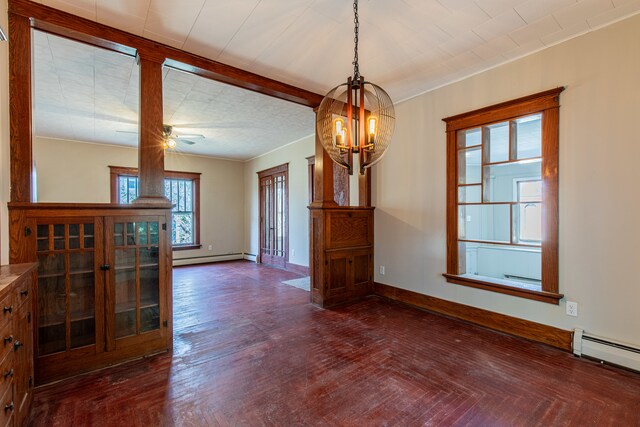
<box><xmin>316</xmin><ymin>0</ymin><xmax>395</xmax><ymax>175</ymax></box>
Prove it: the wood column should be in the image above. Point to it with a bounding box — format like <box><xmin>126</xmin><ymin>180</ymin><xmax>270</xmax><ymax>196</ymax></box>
<box><xmin>134</xmin><ymin>52</ymin><xmax>169</xmax><ymax>205</ymax></box>
<box><xmin>310</xmin><ymin>125</ymin><xmax>338</xmax><ymax>208</ymax></box>
<box><xmin>358</xmin><ymin>169</ymin><xmax>371</xmax><ymax>207</ymax></box>
<box><xmin>9</xmin><ymin>13</ymin><xmax>33</xmax><ymax>202</ymax></box>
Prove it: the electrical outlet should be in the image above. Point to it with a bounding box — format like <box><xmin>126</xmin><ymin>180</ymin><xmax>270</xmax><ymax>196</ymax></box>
<box><xmin>207</xmin><ymin>245</ymin><xmax>212</xmax><ymax>251</ymax></box>
<box><xmin>291</xmin><ymin>249</ymin><xmax>296</xmax><ymax>257</ymax></box>
<box><xmin>566</xmin><ymin>301</ymin><xmax>578</xmax><ymax>317</ymax></box>
<box><xmin>379</xmin><ymin>265</ymin><xmax>385</xmax><ymax>275</ymax></box>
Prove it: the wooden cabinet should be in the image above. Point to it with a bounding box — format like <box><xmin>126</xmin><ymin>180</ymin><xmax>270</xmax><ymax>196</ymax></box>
<box><xmin>0</xmin><ymin>263</ymin><xmax>37</xmax><ymax>427</ymax></box>
<box><xmin>326</xmin><ymin>249</ymin><xmax>372</xmax><ymax>299</ymax></box>
<box><xmin>8</xmin><ymin>204</ymin><xmax>172</xmax><ymax>385</ymax></box>
<box><xmin>309</xmin><ymin>207</ymin><xmax>374</xmax><ymax>307</ymax></box>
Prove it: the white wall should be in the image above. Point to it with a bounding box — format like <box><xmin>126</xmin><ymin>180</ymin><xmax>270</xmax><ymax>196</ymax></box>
<box><xmin>0</xmin><ymin>0</ymin><xmax>9</xmax><ymax>264</ymax></box>
<box><xmin>373</xmin><ymin>14</ymin><xmax>640</xmax><ymax>348</ymax></box>
<box><xmin>33</xmin><ymin>137</ymin><xmax>245</xmax><ymax>262</ymax></box>
<box><xmin>243</xmin><ymin>136</ymin><xmax>314</xmax><ymax>267</ymax></box>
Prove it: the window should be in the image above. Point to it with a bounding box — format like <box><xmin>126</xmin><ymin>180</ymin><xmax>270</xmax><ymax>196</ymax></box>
<box><xmin>110</xmin><ymin>166</ymin><xmax>201</xmax><ymax>250</ymax></box>
<box><xmin>443</xmin><ymin>89</ymin><xmax>563</xmax><ymax>304</ymax></box>
<box><xmin>515</xmin><ymin>179</ymin><xmax>541</xmax><ymax>243</ymax></box>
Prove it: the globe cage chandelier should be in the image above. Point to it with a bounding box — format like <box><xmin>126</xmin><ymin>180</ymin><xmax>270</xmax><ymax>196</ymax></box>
<box><xmin>316</xmin><ymin>0</ymin><xmax>395</xmax><ymax>175</ymax></box>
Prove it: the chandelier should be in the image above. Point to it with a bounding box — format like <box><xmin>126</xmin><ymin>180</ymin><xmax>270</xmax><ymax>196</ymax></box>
<box><xmin>316</xmin><ymin>0</ymin><xmax>395</xmax><ymax>175</ymax></box>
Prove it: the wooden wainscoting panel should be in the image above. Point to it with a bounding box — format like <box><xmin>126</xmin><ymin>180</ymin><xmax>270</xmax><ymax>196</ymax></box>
<box><xmin>374</xmin><ymin>282</ymin><xmax>572</xmax><ymax>351</ymax></box>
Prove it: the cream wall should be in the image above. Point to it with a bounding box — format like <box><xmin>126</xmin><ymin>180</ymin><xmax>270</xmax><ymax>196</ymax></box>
<box><xmin>243</xmin><ymin>136</ymin><xmax>314</xmax><ymax>267</ymax></box>
<box><xmin>373</xmin><ymin>14</ymin><xmax>640</xmax><ymax>347</ymax></box>
<box><xmin>0</xmin><ymin>0</ymin><xmax>9</xmax><ymax>265</ymax></box>
<box><xmin>33</xmin><ymin>137</ymin><xmax>245</xmax><ymax>262</ymax></box>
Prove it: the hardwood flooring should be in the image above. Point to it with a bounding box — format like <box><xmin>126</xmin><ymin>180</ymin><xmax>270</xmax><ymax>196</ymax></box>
<box><xmin>28</xmin><ymin>261</ymin><xmax>640</xmax><ymax>426</ymax></box>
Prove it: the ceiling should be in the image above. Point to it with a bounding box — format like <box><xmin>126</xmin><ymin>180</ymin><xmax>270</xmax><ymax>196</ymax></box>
<box><xmin>30</xmin><ymin>0</ymin><xmax>640</xmax><ymax>159</ymax></box>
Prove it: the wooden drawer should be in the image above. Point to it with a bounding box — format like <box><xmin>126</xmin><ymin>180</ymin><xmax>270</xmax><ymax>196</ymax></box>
<box><xmin>0</xmin><ymin>354</ymin><xmax>13</xmax><ymax>405</ymax></box>
<box><xmin>0</xmin><ymin>293</ymin><xmax>11</xmax><ymax>325</ymax></box>
<box><xmin>12</xmin><ymin>275</ymin><xmax>31</xmax><ymax>310</ymax></box>
<box><xmin>0</xmin><ymin>382</ymin><xmax>13</xmax><ymax>427</ymax></box>
<box><xmin>0</xmin><ymin>323</ymin><xmax>12</xmax><ymax>368</ymax></box>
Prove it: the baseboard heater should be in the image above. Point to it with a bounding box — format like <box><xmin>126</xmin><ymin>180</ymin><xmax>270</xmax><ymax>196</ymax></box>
<box><xmin>573</xmin><ymin>328</ymin><xmax>640</xmax><ymax>372</ymax></box>
<box><xmin>173</xmin><ymin>253</ymin><xmax>244</xmax><ymax>266</ymax></box>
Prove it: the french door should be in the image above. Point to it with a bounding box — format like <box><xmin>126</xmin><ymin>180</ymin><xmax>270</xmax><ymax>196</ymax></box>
<box><xmin>258</xmin><ymin>164</ymin><xmax>288</xmax><ymax>268</ymax></box>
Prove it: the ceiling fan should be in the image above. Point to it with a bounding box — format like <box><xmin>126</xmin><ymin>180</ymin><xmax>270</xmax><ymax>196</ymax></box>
<box><xmin>116</xmin><ymin>125</ymin><xmax>205</xmax><ymax>149</ymax></box>
<box><xmin>161</xmin><ymin>125</ymin><xmax>204</xmax><ymax>149</ymax></box>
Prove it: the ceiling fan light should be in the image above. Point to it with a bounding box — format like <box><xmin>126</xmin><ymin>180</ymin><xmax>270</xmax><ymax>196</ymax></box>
<box><xmin>166</xmin><ymin>138</ymin><xmax>177</xmax><ymax>149</ymax></box>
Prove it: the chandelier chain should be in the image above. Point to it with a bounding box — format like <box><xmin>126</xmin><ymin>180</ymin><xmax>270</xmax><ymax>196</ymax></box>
<box><xmin>352</xmin><ymin>0</ymin><xmax>359</xmax><ymax>80</ymax></box>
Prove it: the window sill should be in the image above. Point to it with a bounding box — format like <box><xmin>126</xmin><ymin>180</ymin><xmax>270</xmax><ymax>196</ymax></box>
<box><xmin>172</xmin><ymin>244</ymin><xmax>202</xmax><ymax>251</ymax></box>
<box><xmin>442</xmin><ymin>273</ymin><xmax>563</xmax><ymax>305</ymax></box>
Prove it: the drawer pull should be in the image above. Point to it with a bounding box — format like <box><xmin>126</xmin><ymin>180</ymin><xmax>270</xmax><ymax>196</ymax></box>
<box><xmin>13</xmin><ymin>341</ymin><xmax>22</xmax><ymax>352</ymax></box>
<box><xmin>19</xmin><ymin>290</ymin><xmax>28</xmax><ymax>297</ymax></box>
<box><xmin>3</xmin><ymin>336</ymin><xmax>12</xmax><ymax>345</ymax></box>
<box><xmin>2</xmin><ymin>369</ymin><xmax>13</xmax><ymax>379</ymax></box>
<box><xmin>2</xmin><ymin>306</ymin><xmax>11</xmax><ymax>314</ymax></box>
<box><xmin>4</xmin><ymin>402</ymin><xmax>13</xmax><ymax>412</ymax></box>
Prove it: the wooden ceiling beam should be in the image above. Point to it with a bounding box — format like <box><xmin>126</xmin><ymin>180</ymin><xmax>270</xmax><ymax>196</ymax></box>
<box><xmin>8</xmin><ymin>0</ymin><xmax>324</xmax><ymax>108</ymax></box>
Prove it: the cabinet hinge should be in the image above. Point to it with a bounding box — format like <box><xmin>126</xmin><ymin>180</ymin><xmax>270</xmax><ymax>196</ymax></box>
<box><xmin>163</xmin><ymin>320</ymin><xmax>168</xmax><ymax>327</ymax></box>
<box><xmin>24</xmin><ymin>227</ymin><xmax>32</xmax><ymax>237</ymax></box>
<box><xmin>27</xmin><ymin>312</ymin><xmax>31</xmax><ymax>324</ymax></box>
<box><xmin>162</xmin><ymin>223</ymin><xmax>167</xmax><ymax>230</ymax></box>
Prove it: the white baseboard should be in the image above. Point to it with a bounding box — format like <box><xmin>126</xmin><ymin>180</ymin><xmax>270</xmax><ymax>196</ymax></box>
<box><xmin>575</xmin><ymin>330</ymin><xmax>640</xmax><ymax>372</ymax></box>
<box><xmin>173</xmin><ymin>253</ymin><xmax>244</xmax><ymax>267</ymax></box>
<box><xmin>243</xmin><ymin>253</ymin><xmax>257</xmax><ymax>262</ymax></box>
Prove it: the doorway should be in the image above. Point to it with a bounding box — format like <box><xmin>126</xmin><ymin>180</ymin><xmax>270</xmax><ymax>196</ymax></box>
<box><xmin>258</xmin><ymin>164</ymin><xmax>288</xmax><ymax>268</ymax></box>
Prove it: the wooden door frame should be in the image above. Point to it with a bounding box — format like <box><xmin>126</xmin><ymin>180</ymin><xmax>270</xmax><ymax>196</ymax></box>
<box><xmin>257</xmin><ymin>164</ymin><xmax>289</xmax><ymax>267</ymax></box>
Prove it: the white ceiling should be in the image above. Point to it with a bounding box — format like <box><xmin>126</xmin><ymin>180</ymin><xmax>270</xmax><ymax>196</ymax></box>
<box><xmin>30</xmin><ymin>0</ymin><xmax>640</xmax><ymax>159</ymax></box>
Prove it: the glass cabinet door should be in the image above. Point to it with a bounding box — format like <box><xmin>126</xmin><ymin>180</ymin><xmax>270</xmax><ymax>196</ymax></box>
<box><xmin>111</xmin><ymin>218</ymin><xmax>161</xmax><ymax>343</ymax></box>
<box><xmin>36</xmin><ymin>220</ymin><xmax>101</xmax><ymax>356</ymax></box>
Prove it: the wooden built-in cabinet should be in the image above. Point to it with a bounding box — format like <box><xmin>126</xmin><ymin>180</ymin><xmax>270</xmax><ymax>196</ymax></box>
<box><xmin>0</xmin><ymin>263</ymin><xmax>37</xmax><ymax>427</ymax></box>
<box><xmin>309</xmin><ymin>207</ymin><xmax>374</xmax><ymax>307</ymax></box>
<box><xmin>8</xmin><ymin>203</ymin><xmax>172</xmax><ymax>385</ymax></box>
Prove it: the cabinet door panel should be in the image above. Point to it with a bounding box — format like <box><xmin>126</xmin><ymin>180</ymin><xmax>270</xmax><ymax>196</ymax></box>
<box><xmin>35</xmin><ymin>219</ymin><xmax>103</xmax><ymax>357</ymax></box>
<box><xmin>352</xmin><ymin>252</ymin><xmax>371</xmax><ymax>289</ymax></box>
<box><xmin>106</xmin><ymin>216</ymin><xmax>165</xmax><ymax>351</ymax></box>
<box><xmin>327</xmin><ymin>255</ymin><xmax>348</xmax><ymax>294</ymax></box>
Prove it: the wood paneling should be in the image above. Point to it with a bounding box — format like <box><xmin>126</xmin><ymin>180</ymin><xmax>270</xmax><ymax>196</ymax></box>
<box><xmin>374</xmin><ymin>282</ymin><xmax>572</xmax><ymax>351</ymax></box>
<box><xmin>8</xmin><ymin>12</ymin><xmax>32</xmax><ymax>203</ymax></box>
<box><xmin>27</xmin><ymin>261</ymin><xmax>640</xmax><ymax>426</ymax></box>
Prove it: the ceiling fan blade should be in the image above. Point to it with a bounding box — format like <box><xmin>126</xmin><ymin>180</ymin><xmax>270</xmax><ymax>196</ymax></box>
<box><xmin>177</xmin><ymin>138</ymin><xmax>197</xmax><ymax>145</ymax></box>
<box><xmin>116</xmin><ymin>130</ymin><xmax>139</xmax><ymax>135</ymax></box>
<box><xmin>175</xmin><ymin>133</ymin><xmax>205</xmax><ymax>139</ymax></box>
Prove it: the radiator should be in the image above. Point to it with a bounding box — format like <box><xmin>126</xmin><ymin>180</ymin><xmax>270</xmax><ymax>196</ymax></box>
<box><xmin>573</xmin><ymin>328</ymin><xmax>640</xmax><ymax>372</ymax></box>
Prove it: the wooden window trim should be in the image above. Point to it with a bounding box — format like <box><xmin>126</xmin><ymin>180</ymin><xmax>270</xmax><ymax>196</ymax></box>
<box><xmin>109</xmin><ymin>166</ymin><xmax>201</xmax><ymax>250</ymax></box>
<box><xmin>442</xmin><ymin>88</ymin><xmax>564</xmax><ymax>305</ymax></box>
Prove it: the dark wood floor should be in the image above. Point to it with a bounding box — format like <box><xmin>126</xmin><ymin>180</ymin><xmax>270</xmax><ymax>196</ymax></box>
<box><xmin>28</xmin><ymin>260</ymin><xmax>640</xmax><ymax>426</ymax></box>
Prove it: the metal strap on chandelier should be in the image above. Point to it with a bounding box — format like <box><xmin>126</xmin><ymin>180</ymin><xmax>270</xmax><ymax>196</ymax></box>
<box><xmin>316</xmin><ymin>0</ymin><xmax>395</xmax><ymax>175</ymax></box>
